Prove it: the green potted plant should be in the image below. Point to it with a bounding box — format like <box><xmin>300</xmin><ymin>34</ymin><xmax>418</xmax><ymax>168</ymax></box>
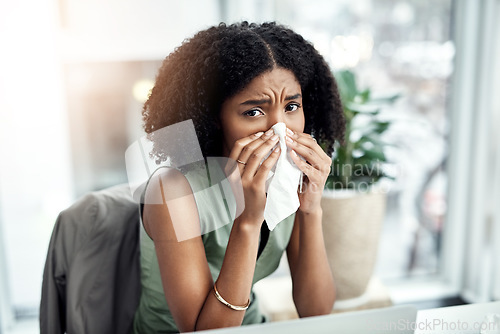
<box><xmin>320</xmin><ymin>69</ymin><xmax>400</xmax><ymax>310</ymax></box>
<box><xmin>327</xmin><ymin>69</ymin><xmax>399</xmax><ymax>190</ymax></box>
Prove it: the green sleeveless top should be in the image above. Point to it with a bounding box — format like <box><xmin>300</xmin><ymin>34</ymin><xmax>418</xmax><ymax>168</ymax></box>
<box><xmin>133</xmin><ymin>163</ymin><xmax>295</xmax><ymax>333</ymax></box>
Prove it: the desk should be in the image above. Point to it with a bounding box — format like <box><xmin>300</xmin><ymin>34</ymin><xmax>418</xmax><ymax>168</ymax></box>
<box><xmin>254</xmin><ymin>275</ymin><xmax>393</xmax><ymax>321</ymax></box>
<box><xmin>415</xmin><ymin>301</ymin><xmax>500</xmax><ymax>334</ymax></box>
<box><xmin>193</xmin><ymin>305</ymin><xmax>417</xmax><ymax>334</ymax></box>
<box><xmin>191</xmin><ymin>301</ymin><xmax>499</xmax><ymax>334</ymax></box>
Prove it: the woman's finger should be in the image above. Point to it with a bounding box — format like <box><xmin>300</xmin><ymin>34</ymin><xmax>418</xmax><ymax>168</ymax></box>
<box><xmin>253</xmin><ymin>146</ymin><xmax>280</xmax><ymax>184</ymax></box>
<box><xmin>228</xmin><ymin>131</ymin><xmax>265</xmax><ymax>163</ymax></box>
<box><xmin>242</xmin><ymin>133</ymin><xmax>280</xmax><ymax>179</ymax></box>
<box><xmin>286</xmin><ymin>135</ymin><xmax>331</xmax><ymax>174</ymax></box>
<box><xmin>289</xmin><ymin>149</ymin><xmax>320</xmax><ymax>179</ymax></box>
<box><xmin>228</xmin><ymin>131</ymin><xmax>265</xmax><ymax>175</ymax></box>
<box><xmin>236</xmin><ymin>129</ymin><xmax>274</xmax><ymax>165</ymax></box>
<box><xmin>289</xmin><ymin>130</ymin><xmax>330</xmax><ymax>159</ymax></box>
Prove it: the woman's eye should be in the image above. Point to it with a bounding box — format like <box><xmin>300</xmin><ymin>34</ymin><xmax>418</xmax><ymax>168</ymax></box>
<box><xmin>285</xmin><ymin>103</ymin><xmax>300</xmax><ymax>112</ymax></box>
<box><xmin>243</xmin><ymin>109</ymin><xmax>263</xmax><ymax>117</ymax></box>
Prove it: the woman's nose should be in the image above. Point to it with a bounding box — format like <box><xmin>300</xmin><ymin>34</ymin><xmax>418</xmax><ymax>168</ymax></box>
<box><xmin>267</xmin><ymin>109</ymin><xmax>286</xmax><ymax>128</ymax></box>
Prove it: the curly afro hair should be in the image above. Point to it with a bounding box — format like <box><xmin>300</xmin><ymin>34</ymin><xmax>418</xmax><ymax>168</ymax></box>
<box><xmin>143</xmin><ymin>21</ymin><xmax>345</xmax><ymax>165</ymax></box>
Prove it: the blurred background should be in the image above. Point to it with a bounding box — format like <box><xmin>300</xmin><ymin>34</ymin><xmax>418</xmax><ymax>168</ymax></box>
<box><xmin>0</xmin><ymin>0</ymin><xmax>499</xmax><ymax>332</ymax></box>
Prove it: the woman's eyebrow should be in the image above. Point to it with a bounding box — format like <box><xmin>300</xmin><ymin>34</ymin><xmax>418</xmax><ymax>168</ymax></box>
<box><xmin>240</xmin><ymin>93</ymin><xmax>302</xmax><ymax>106</ymax></box>
<box><xmin>285</xmin><ymin>93</ymin><xmax>302</xmax><ymax>101</ymax></box>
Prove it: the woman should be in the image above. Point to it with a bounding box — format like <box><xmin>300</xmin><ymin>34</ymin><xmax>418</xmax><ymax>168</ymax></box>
<box><xmin>133</xmin><ymin>21</ymin><xmax>345</xmax><ymax>332</ymax></box>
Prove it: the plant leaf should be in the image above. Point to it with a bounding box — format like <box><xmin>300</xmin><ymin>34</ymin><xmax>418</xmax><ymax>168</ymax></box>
<box><xmin>357</xmin><ymin>134</ymin><xmax>397</xmax><ymax>149</ymax></box>
<box><xmin>352</xmin><ymin>121</ymin><xmax>391</xmax><ymax>135</ymax></box>
<box><xmin>357</xmin><ymin>89</ymin><xmax>371</xmax><ymax>103</ymax></box>
<box><xmin>334</xmin><ymin>70</ymin><xmax>357</xmax><ymax>102</ymax></box>
<box><xmin>369</xmin><ymin>92</ymin><xmax>401</xmax><ymax>104</ymax></box>
<box><xmin>362</xmin><ymin>149</ymin><xmax>386</xmax><ymax>162</ymax></box>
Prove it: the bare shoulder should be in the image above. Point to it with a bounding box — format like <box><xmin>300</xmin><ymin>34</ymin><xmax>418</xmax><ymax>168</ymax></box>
<box><xmin>144</xmin><ymin>167</ymin><xmax>193</xmax><ymax>203</ymax></box>
<box><xmin>142</xmin><ymin>168</ymin><xmax>213</xmax><ymax>331</ymax></box>
<box><xmin>143</xmin><ymin>168</ymin><xmax>200</xmax><ymax>242</ymax></box>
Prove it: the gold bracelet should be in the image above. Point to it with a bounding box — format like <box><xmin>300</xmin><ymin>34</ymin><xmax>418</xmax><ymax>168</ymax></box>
<box><xmin>213</xmin><ymin>282</ymin><xmax>250</xmax><ymax>311</ymax></box>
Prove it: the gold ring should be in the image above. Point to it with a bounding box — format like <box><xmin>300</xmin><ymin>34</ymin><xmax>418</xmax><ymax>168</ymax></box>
<box><xmin>237</xmin><ymin>159</ymin><xmax>247</xmax><ymax>165</ymax></box>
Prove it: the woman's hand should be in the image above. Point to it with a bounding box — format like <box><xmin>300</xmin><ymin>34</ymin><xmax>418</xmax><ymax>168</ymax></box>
<box><xmin>227</xmin><ymin>129</ymin><xmax>281</xmax><ymax>224</ymax></box>
<box><xmin>286</xmin><ymin>129</ymin><xmax>331</xmax><ymax>214</ymax></box>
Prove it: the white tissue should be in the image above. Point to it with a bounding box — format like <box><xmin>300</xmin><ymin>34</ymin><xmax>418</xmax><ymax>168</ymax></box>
<box><xmin>263</xmin><ymin>122</ymin><xmax>302</xmax><ymax>231</ymax></box>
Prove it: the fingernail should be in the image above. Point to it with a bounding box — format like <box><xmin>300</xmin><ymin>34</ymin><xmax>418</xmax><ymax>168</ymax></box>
<box><xmin>274</xmin><ymin>146</ymin><xmax>281</xmax><ymax>153</ymax></box>
<box><xmin>270</xmin><ymin>134</ymin><xmax>279</xmax><ymax>141</ymax></box>
<box><xmin>286</xmin><ymin>136</ymin><xmax>293</xmax><ymax>144</ymax></box>
<box><xmin>264</xmin><ymin>129</ymin><xmax>273</xmax><ymax>137</ymax></box>
<box><xmin>254</xmin><ymin>131</ymin><xmax>264</xmax><ymax>137</ymax></box>
<box><xmin>287</xmin><ymin>128</ymin><xmax>294</xmax><ymax>136</ymax></box>
<box><xmin>291</xmin><ymin>150</ymin><xmax>297</xmax><ymax>156</ymax></box>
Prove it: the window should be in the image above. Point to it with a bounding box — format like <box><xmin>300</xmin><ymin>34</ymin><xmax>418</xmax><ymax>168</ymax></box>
<box><xmin>272</xmin><ymin>0</ymin><xmax>453</xmax><ymax>281</ymax></box>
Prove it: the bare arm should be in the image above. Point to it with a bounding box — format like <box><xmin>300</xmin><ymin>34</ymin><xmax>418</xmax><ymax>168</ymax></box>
<box><xmin>286</xmin><ymin>209</ymin><xmax>335</xmax><ymax>317</ymax></box>
<box><xmin>144</xmin><ymin>131</ymin><xmax>280</xmax><ymax>332</ymax></box>
<box><xmin>286</xmin><ymin>129</ymin><xmax>336</xmax><ymax>317</ymax></box>
<box><xmin>146</xmin><ymin>196</ymin><xmax>263</xmax><ymax>331</ymax></box>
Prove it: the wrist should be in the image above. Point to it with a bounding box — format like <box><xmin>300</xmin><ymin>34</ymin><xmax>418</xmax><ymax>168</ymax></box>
<box><xmin>297</xmin><ymin>206</ymin><xmax>323</xmax><ymax>218</ymax></box>
<box><xmin>233</xmin><ymin>215</ymin><xmax>263</xmax><ymax>233</ymax></box>
<box><xmin>296</xmin><ymin>208</ymin><xmax>323</xmax><ymax>228</ymax></box>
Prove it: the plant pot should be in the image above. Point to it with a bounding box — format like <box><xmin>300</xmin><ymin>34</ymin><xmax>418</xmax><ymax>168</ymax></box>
<box><xmin>321</xmin><ymin>188</ymin><xmax>387</xmax><ymax>309</ymax></box>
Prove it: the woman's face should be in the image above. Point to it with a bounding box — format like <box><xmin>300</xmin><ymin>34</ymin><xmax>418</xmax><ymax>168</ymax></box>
<box><xmin>220</xmin><ymin>68</ymin><xmax>305</xmax><ymax>156</ymax></box>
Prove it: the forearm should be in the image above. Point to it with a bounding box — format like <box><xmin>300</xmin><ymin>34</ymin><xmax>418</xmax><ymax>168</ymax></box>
<box><xmin>195</xmin><ymin>218</ymin><xmax>261</xmax><ymax>331</ymax></box>
<box><xmin>291</xmin><ymin>209</ymin><xmax>335</xmax><ymax>317</ymax></box>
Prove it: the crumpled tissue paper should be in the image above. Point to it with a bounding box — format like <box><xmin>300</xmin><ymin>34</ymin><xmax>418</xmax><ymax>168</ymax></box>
<box><xmin>263</xmin><ymin>122</ymin><xmax>303</xmax><ymax>230</ymax></box>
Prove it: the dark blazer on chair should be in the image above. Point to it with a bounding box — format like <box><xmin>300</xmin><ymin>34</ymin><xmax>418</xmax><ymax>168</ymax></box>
<box><xmin>40</xmin><ymin>184</ymin><xmax>141</xmax><ymax>334</ymax></box>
